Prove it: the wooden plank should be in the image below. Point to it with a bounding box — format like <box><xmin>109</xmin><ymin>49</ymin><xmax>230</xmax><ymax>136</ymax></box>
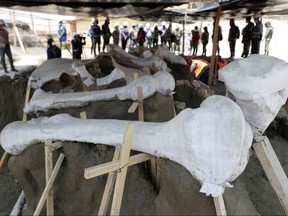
<box><xmin>84</xmin><ymin>153</ymin><xmax>153</xmax><ymax>179</ymax></box>
<box><xmin>33</xmin><ymin>153</ymin><xmax>65</xmax><ymax>216</ymax></box>
<box><xmin>22</xmin><ymin>84</ymin><xmax>31</xmax><ymax>121</ymax></box>
<box><xmin>213</xmin><ymin>195</ymin><xmax>227</xmax><ymax>215</ymax></box>
<box><xmin>208</xmin><ymin>6</ymin><xmax>222</xmax><ymax>86</ymax></box>
<box><xmin>128</xmin><ymin>102</ymin><xmax>139</xmax><ymax>113</ymax></box>
<box><xmin>0</xmin><ymin>152</ymin><xmax>9</xmax><ymax>173</ymax></box>
<box><xmin>110</xmin><ymin>123</ymin><xmax>135</xmax><ymax>215</ymax></box>
<box><xmin>253</xmin><ymin>136</ymin><xmax>288</xmax><ymax>214</ymax></box>
<box><xmin>80</xmin><ymin>111</ymin><xmax>87</xmax><ymax>120</ymax></box>
<box><xmin>133</xmin><ymin>72</ymin><xmax>139</xmax><ymax>79</ymax></box>
<box><xmin>137</xmin><ymin>87</ymin><xmax>144</xmax><ymax>121</ymax></box>
<box><xmin>284</xmin><ymin>99</ymin><xmax>288</xmax><ymax>113</ymax></box>
<box><xmin>45</xmin><ymin>139</ymin><xmax>54</xmax><ymax>216</ymax></box>
<box><xmin>14</xmin><ymin>26</ymin><xmax>26</xmax><ymax>54</ymax></box>
<box><xmin>98</xmin><ymin>147</ymin><xmax>120</xmax><ymax>216</ymax></box>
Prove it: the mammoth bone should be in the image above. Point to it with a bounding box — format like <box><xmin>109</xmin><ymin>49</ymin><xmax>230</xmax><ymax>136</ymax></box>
<box><xmin>24</xmin><ymin>71</ymin><xmax>175</xmax><ymax>113</ymax></box>
<box><xmin>2</xmin><ymin>95</ymin><xmax>253</xmax><ymax>197</ymax></box>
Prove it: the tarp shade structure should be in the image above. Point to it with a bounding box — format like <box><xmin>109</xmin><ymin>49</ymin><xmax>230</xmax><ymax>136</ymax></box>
<box><xmin>188</xmin><ymin>0</ymin><xmax>288</xmax><ymax>20</ymax></box>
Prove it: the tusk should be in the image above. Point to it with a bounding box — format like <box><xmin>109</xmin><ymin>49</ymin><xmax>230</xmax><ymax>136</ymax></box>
<box><xmin>2</xmin><ymin>95</ymin><xmax>253</xmax><ymax>197</ymax></box>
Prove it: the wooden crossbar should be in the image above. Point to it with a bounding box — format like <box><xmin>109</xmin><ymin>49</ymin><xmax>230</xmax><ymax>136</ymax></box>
<box><xmin>33</xmin><ymin>153</ymin><xmax>65</xmax><ymax>216</ymax></box>
<box><xmin>253</xmin><ymin>136</ymin><xmax>288</xmax><ymax>214</ymax></box>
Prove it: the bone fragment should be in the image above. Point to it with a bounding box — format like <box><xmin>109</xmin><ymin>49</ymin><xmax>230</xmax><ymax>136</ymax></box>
<box><xmin>2</xmin><ymin>95</ymin><xmax>253</xmax><ymax>197</ymax></box>
<box><xmin>24</xmin><ymin>71</ymin><xmax>175</xmax><ymax>113</ymax></box>
<box><xmin>154</xmin><ymin>45</ymin><xmax>188</xmax><ymax>65</ymax></box>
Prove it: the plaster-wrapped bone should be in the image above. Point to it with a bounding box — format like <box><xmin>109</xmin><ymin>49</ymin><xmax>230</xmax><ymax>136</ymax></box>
<box><xmin>1</xmin><ymin>95</ymin><xmax>253</xmax><ymax>197</ymax></box>
<box><xmin>219</xmin><ymin>55</ymin><xmax>288</xmax><ymax>132</ymax></box>
<box><xmin>154</xmin><ymin>45</ymin><xmax>188</xmax><ymax>65</ymax></box>
<box><xmin>24</xmin><ymin>71</ymin><xmax>175</xmax><ymax>113</ymax></box>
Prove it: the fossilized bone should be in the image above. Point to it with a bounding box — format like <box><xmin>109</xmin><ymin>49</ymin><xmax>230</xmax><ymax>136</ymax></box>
<box><xmin>24</xmin><ymin>71</ymin><xmax>175</xmax><ymax>113</ymax></box>
<box><xmin>107</xmin><ymin>44</ymin><xmax>168</xmax><ymax>73</ymax></box>
<box><xmin>1</xmin><ymin>95</ymin><xmax>253</xmax><ymax>197</ymax></box>
<box><xmin>153</xmin><ymin>45</ymin><xmax>188</xmax><ymax>65</ymax></box>
<box><xmin>219</xmin><ymin>55</ymin><xmax>288</xmax><ymax>133</ymax></box>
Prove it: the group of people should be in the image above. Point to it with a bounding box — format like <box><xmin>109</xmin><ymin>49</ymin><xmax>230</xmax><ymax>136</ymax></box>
<box><xmin>190</xmin><ymin>14</ymin><xmax>273</xmax><ymax>59</ymax></box>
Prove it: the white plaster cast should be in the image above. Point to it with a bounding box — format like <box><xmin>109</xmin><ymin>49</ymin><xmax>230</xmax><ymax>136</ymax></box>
<box><xmin>2</xmin><ymin>95</ymin><xmax>253</xmax><ymax>197</ymax></box>
<box><xmin>219</xmin><ymin>54</ymin><xmax>288</xmax><ymax>132</ymax></box>
<box><xmin>24</xmin><ymin>71</ymin><xmax>175</xmax><ymax>113</ymax></box>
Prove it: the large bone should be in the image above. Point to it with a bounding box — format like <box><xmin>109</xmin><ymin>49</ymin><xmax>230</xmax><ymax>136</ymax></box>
<box><xmin>219</xmin><ymin>55</ymin><xmax>288</xmax><ymax>133</ymax></box>
<box><xmin>24</xmin><ymin>71</ymin><xmax>175</xmax><ymax>113</ymax></box>
<box><xmin>2</xmin><ymin>95</ymin><xmax>253</xmax><ymax>197</ymax></box>
<box><xmin>153</xmin><ymin>45</ymin><xmax>188</xmax><ymax>65</ymax></box>
<box><xmin>107</xmin><ymin>44</ymin><xmax>169</xmax><ymax>73</ymax></box>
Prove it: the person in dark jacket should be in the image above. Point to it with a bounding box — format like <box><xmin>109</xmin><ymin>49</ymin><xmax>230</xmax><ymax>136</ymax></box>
<box><xmin>101</xmin><ymin>18</ymin><xmax>111</xmax><ymax>52</ymax></box>
<box><xmin>228</xmin><ymin>19</ymin><xmax>240</xmax><ymax>59</ymax></box>
<box><xmin>137</xmin><ymin>24</ymin><xmax>146</xmax><ymax>47</ymax></box>
<box><xmin>71</xmin><ymin>32</ymin><xmax>86</xmax><ymax>59</ymax></box>
<box><xmin>88</xmin><ymin>18</ymin><xmax>102</xmax><ymax>56</ymax></box>
<box><xmin>201</xmin><ymin>26</ymin><xmax>209</xmax><ymax>56</ymax></box>
<box><xmin>251</xmin><ymin>13</ymin><xmax>263</xmax><ymax>54</ymax></box>
<box><xmin>241</xmin><ymin>17</ymin><xmax>254</xmax><ymax>58</ymax></box>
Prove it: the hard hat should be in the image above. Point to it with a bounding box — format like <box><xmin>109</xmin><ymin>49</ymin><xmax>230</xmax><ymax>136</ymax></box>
<box><xmin>114</xmin><ymin>22</ymin><xmax>119</xmax><ymax>27</ymax></box>
<box><xmin>123</xmin><ymin>22</ymin><xmax>128</xmax><ymax>27</ymax></box>
<box><xmin>132</xmin><ymin>23</ymin><xmax>136</xmax><ymax>26</ymax></box>
<box><xmin>154</xmin><ymin>23</ymin><xmax>158</xmax><ymax>27</ymax></box>
<box><xmin>161</xmin><ymin>21</ymin><xmax>166</xmax><ymax>26</ymax></box>
<box><xmin>73</xmin><ymin>32</ymin><xmax>79</xmax><ymax>37</ymax></box>
<box><xmin>119</xmin><ymin>25</ymin><xmax>123</xmax><ymax>29</ymax></box>
<box><xmin>91</xmin><ymin>18</ymin><xmax>98</xmax><ymax>23</ymax></box>
<box><xmin>146</xmin><ymin>23</ymin><xmax>150</xmax><ymax>28</ymax></box>
<box><xmin>0</xmin><ymin>19</ymin><xmax>5</xmax><ymax>26</ymax></box>
<box><xmin>139</xmin><ymin>24</ymin><xmax>143</xmax><ymax>28</ymax></box>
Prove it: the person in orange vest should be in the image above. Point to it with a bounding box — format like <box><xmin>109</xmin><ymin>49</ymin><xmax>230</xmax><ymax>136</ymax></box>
<box><xmin>190</xmin><ymin>59</ymin><xmax>210</xmax><ymax>84</ymax></box>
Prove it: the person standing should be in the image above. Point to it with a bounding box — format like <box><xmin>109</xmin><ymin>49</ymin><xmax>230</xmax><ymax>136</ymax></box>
<box><xmin>137</xmin><ymin>24</ymin><xmax>146</xmax><ymax>47</ymax></box>
<box><xmin>212</xmin><ymin>20</ymin><xmax>223</xmax><ymax>55</ymax></box>
<box><xmin>160</xmin><ymin>21</ymin><xmax>167</xmax><ymax>44</ymax></box>
<box><xmin>241</xmin><ymin>17</ymin><xmax>254</xmax><ymax>58</ymax></box>
<box><xmin>145</xmin><ymin>23</ymin><xmax>153</xmax><ymax>49</ymax></box>
<box><xmin>121</xmin><ymin>22</ymin><xmax>129</xmax><ymax>51</ymax></box>
<box><xmin>264</xmin><ymin>21</ymin><xmax>273</xmax><ymax>55</ymax></box>
<box><xmin>152</xmin><ymin>24</ymin><xmax>160</xmax><ymax>47</ymax></box>
<box><xmin>251</xmin><ymin>13</ymin><xmax>263</xmax><ymax>54</ymax></box>
<box><xmin>191</xmin><ymin>26</ymin><xmax>200</xmax><ymax>56</ymax></box>
<box><xmin>71</xmin><ymin>32</ymin><xmax>86</xmax><ymax>59</ymax></box>
<box><xmin>129</xmin><ymin>23</ymin><xmax>138</xmax><ymax>48</ymax></box>
<box><xmin>0</xmin><ymin>19</ymin><xmax>18</xmax><ymax>73</ymax></box>
<box><xmin>58</xmin><ymin>21</ymin><xmax>68</xmax><ymax>50</ymax></box>
<box><xmin>88</xmin><ymin>18</ymin><xmax>102</xmax><ymax>56</ymax></box>
<box><xmin>101</xmin><ymin>18</ymin><xmax>111</xmax><ymax>52</ymax></box>
<box><xmin>201</xmin><ymin>26</ymin><xmax>209</xmax><ymax>56</ymax></box>
<box><xmin>173</xmin><ymin>25</ymin><xmax>183</xmax><ymax>54</ymax></box>
<box><xmin>228</xmin><ymin>19</ymin><xmax>240</xmax><ymax>59</ymax></box>
<box><xmin>165</xmin><ymin>23</ymin><xmax>173</xmax><ymax>51</ymax></box>
<box><xmin>112</xmin><ymin>22</ymin><xmax>120</xmax><ymax>46</ymax></box>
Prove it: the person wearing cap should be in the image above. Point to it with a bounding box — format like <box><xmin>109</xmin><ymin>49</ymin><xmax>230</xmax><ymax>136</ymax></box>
<box><xmin>263</xmin><ymin>21</ymin><xmax>274</xmax><ymax>55</ymax></box>
<box><xmin>241</xmin><ymin>16</ymin><xmax>254</xmax><ymax>58</ymax></box>
<box><xmin>228</xmin><ymin>18</ymin><xmax>240</xmax><ymax>59</ymax></box>
<box><xmin>201</xmin><ymin>26</ymin><xmax>209</xmax><ymax>56</ymax></box>
<box><xmin>251</xmin><ymin>13</ymin><xmax>263</xmax><ymax>54</ymax></box>
<box><xmin>112</xmin><ymin>22</ymin><xmax>120</xmax><ymax>46</ymax></box>
<box><xmin>121</xmin><ymin>22</ymin><xmax>130</xmax><ymax>50</ymax></box>
<box><xmin>129</xmin><ymin>23</ymin><xmax>138</xmax><ymax>48</ymax></box>
<box><xmin>101</xmin><ymin>18</ymin><xmax>111</xmax><ymax>52</ymax></box>
<box><xmin>88</xmin><ymin>18</ymin><xmax>102</xmax><ymax>56</ymax></box>
<box><xmin>0</xmin><ymin>19</ymin><xmax>18</xmax><ymax>73</ymax></box>
<box><xmin>71</xmin><ymin>32</ymin><xmax>86</xmax><ymax>59</ymax></box>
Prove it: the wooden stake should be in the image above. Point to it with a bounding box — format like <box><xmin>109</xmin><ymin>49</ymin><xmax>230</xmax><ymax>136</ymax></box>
<box><xmin>33</xmin><ymin>153</ymin><xmax>65</xmax><ymax>216</ymax></box>
<box><xmin>98</xmin><ymin>147</ymin><xmax>120</xmax><ymax>216</ymax></box>
<box><xmin>22</xmin><ymin>84</ymin><xmax>31</xmax><ymax>121</ymax></box>
<box><xmin>137</xmin><ymin>87</ymin><xmax>144</xmax><ymax>122</ymax></box>
<box><xmin>80</xmin><ymin>111</ymin><xmax>87</xmax><ymax>120</ymax></box>
<box><xmin>45</xmin><ymin>139</ymin><xmax>54</xmax><ymax>216</ymax></box>
<box><xmin>14</xmin><ymin>26</ymin><xmax>26</xmax><ymax>54</ymax></box>
<box><xmin>0</xmin><ymin>152</ymin><xmax>9</xmax><ymax>173</ymax></box>
<box><xmin>110</xmin><ymin>123</ymin><xmax>135</xmax><ymax>215</ymax></box>
<box><xmin>208</xmin><ymin>7</ymin><xmax>222</xmax><ymax>86</ymax></box>
<box><xmin>253</xmin><ymin>136</ymin><xmax>288</xmax><ymax>214</ymax></box>
<box><xmin>213</xmin><ymin>195</ymin><xmax>227</xmax><ymax>215</ymax></box>
<box><xmin>128</xmin><ymin>102</ymin><xmax>139</xmax><ymax>113</ymax></box>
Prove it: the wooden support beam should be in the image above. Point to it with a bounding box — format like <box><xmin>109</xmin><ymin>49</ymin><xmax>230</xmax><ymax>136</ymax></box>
<box><xmin>137</xmin><ymin>87</ymin><xmax>144</xmax><ymax>122</ymax></box>
<box><xmin>253</xmin><ymin>136</ymin><xmax>288</xmax><ymax>214</ymax></box>
<box><xmin>0</xmin><ymin>152</ymin><xmax>9</xmax><ymax>174</ymax></box>
<box><xmin>284</xmin><ymin>99</ymin><xmax>288</xmax><ymax>113</ymax></box>
<box><xmin>80</xmin><ymin>111</ymin><xmax>87</xmax><ymax>120</ymax></box>
<box><xmin>22</xmin><ymin>84</ymin><xmax>31</xmax><ymax>121</ymax></box>
<box><xmin>84</xmin><ymin>153</ymin><xmax>153</xmax><ymax>179</ymax></box>
<box><xmin>214</xmin><ymin>195</ymin><xmax>227</xmax><ymax>216</ymax></box>
<box><xmin>45</xmin><ymin>139</ymin><xmax>54</xmax><ymax>216</ymax></box>
<box><xmin>33</xmin><ymin>153</ymin><xmax>65</xmax><ymax>216</ymax></box>
<box><xmin>208</xmin><ymin>7</ymin><xmax>222</xmax><ymax>86</ymax></box>
<box><xmin>110</xmin><ymin>123</ymin><xmax>135</xmax><ymax>215</ymax></box>
<box><xmin>14</xmin><ymin>26</ymin><xmax>26</xmax><ymax>54</ymax></box>
<box><xmin>128</xmin><ymin>102</ymin><xmax>139</xmax><ymax>113</ymax></box>
<box><xmin>98</xmin><ymin>147</ymin><xmax>120</xmax><ymax>216</ymax></box>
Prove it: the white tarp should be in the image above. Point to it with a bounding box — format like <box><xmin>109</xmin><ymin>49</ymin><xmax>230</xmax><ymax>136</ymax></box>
<box><xmin>219</xmin><ymin>54</ymin><xmax>288</xmax><ymax>132</ymax></box>
<box><xmin>2</xmin><ymin>95</ymin><xmax>253</xmax><ymax>197</ymax></box>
